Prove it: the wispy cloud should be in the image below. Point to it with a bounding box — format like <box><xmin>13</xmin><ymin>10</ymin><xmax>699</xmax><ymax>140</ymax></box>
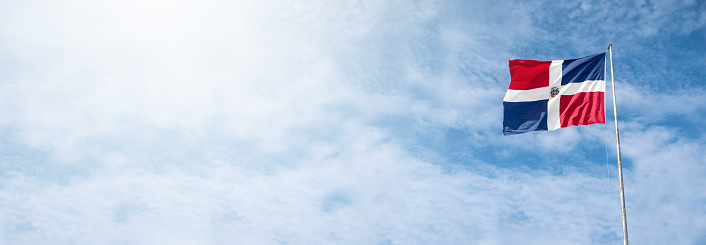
<box><xmin>0</xmin><ymin>0</ymin><xmax>704</xmax><ymax>244</ymax></box>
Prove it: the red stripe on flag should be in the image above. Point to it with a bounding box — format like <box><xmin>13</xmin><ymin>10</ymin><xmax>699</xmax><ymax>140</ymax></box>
<box><xmin>508</xmin><ymin>59</ymin><xmax>551</xmax><ymax>90</ymax></box>
<box><xmin>559</xmin><ymin>92</ymin><xmax>605</xmax><ymax>127</ymax></box>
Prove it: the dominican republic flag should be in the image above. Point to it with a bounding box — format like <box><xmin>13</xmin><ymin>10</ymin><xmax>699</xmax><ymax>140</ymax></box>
<box><xmin>503</xmin><ymin>53</ymin><xmax>606</xmax><ymax>135</ymax></box>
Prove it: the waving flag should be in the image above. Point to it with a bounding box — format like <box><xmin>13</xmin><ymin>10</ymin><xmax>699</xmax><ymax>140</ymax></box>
<box><xmin>503</xmin><ymin>53</ymin><xmax>606</xmax><ymax>135</ymax></box>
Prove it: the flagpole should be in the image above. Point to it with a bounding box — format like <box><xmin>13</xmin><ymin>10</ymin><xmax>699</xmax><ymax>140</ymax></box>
<box><xmin>609</xmin><ymin>44</ymin><xmax>629</xmax><ymax>245</ymax></box>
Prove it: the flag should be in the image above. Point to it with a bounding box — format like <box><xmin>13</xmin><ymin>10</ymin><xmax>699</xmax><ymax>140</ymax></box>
<box><xmin>503</xmin><ymin>53</ymin><xmax>606</xmax><ymax>135</ymax></box>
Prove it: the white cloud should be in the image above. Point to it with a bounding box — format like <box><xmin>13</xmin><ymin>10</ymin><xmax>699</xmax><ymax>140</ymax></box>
<box><xmin>615</xmin><ymin>82</ymin><xmax>706</xmax><ymax>125</ymax></box>
<box><xmin>0</xmin><ymin>0</ymin><xmax>704</xmax><ymax>244</ymax></box>
<box><xmin>621</xmin><ymin>123</ymin><xmax>706</xmax><ymax>245</ymax></box>
<box><xmin>1</xmin><ymin>138</ymin><xmax>620</xmax><ymax>244</ymax></box>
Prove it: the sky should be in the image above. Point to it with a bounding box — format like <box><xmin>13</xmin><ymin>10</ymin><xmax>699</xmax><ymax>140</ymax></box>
<box><xmin>0</xmin><ymin>0</ymin><xmax>704</xmax><ymax>244</ymax></box>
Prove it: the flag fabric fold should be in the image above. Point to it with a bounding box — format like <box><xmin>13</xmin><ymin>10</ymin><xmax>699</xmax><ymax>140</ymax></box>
<box><xmin>503</xmin><ymin>53</ymin><xmax>606</xmax><ymax>135</ymax></box>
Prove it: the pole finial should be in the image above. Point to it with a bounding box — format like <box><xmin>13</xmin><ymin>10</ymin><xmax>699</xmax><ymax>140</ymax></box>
<box><xmin>608</xmin><ymin>44</ymin><xmax>612</xmax><ymax>50</ymax></box>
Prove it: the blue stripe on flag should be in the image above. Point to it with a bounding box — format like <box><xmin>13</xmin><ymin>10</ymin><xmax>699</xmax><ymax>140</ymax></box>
<box><xmin>503</xmin><ymin>100</ymin><xmax>548</xmax><ymax>135</ymax></box>
<box><xmin>561</xmin><ymin>53</ymin><xmax>606</xmax><ymax>85</ymax></box>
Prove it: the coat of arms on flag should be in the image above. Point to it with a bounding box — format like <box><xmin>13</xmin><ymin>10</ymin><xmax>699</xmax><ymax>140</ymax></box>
<box><xmin>503</xmin><ymin>53</ymin><xmax>606</xmax><ymax>135</ymax></box>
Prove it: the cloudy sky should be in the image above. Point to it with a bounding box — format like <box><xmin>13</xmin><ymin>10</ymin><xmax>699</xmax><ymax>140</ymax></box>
<box><xmin>1</xmin><ymin>0</ymin><xmax>704</xmax><ymax>244</ymax></box>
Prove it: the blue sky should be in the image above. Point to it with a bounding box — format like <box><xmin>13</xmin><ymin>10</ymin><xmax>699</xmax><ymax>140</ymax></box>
<box><xmin>0</xmin><ymin>0</ymin><xmax>704</xmax><ymax>244</ymax></box>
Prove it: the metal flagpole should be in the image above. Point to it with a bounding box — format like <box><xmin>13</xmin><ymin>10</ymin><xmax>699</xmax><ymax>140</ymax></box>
<box><xmin>608</xmin><ymin>44</ymin><xmax>629</xmax><ymax>245</ymax></box>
